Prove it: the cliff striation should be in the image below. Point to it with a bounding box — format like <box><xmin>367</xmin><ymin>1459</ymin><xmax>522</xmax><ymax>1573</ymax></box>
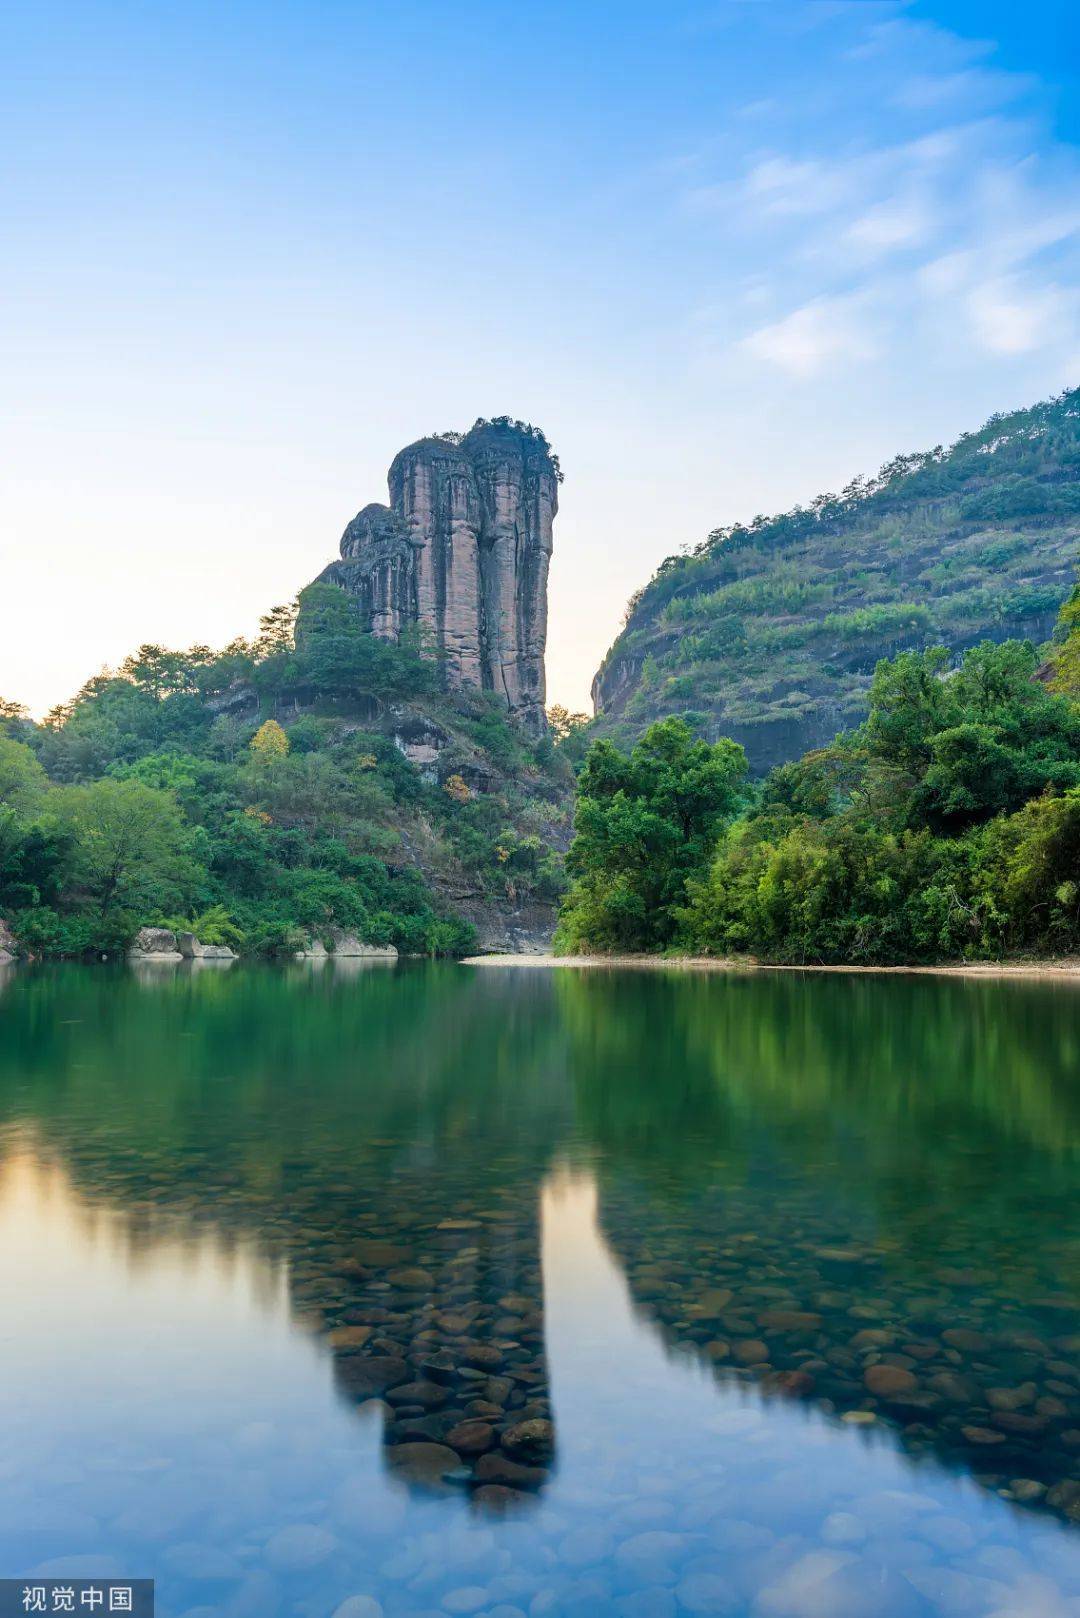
<box><xmin>314</xmin><ymin>419</ymin><xmax>559</xmax><ymax>734</ymax></box>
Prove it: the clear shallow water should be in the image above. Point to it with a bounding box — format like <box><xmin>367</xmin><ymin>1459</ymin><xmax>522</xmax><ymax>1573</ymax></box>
<box><xmin>2</xmin><ymin>964</ymin><xmax>1080</xmax><ymax>1618</ymax></box>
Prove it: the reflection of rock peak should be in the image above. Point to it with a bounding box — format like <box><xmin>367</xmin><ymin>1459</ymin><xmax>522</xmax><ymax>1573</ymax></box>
<box><xmin>314</xmin><ymin>420</ymin><xmax>558</xmax><ymax>734</ymax></box>
<box><xmin>329</xmin><ymin>1193</ymin><xmax>554</xmax><ymax>1509</ymax></box>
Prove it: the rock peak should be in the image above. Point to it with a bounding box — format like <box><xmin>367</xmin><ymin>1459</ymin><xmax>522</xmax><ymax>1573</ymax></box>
<box><xmin>314</xmin><ymin>419</ymin><xmax>558</xmax><ymax>732</ymax></box>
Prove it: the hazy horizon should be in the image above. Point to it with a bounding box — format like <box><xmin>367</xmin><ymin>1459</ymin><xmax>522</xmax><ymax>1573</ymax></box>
<box><xmin>3</xmin><ymin>0</ymin><xmax>1078</xmax><ymax>718</ymax></box>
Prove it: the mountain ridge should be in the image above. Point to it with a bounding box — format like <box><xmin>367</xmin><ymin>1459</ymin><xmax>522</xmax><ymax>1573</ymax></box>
<box><xmin>592</xmin><ymin>386</ymin><xmax>1080</xmax><ymax>773</ymax></box>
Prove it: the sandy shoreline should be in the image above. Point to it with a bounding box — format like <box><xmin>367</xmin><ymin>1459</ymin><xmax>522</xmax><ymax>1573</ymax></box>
<box><xmin>462</xmin><ymin>953</ymin><xmax>1080</xmax><ymax>980</ymax></box>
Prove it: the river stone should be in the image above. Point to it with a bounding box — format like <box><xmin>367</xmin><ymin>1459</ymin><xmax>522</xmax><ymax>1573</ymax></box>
<box><xmin>463</xmin><ymin>1343</ymin><xmax>505</xmax><ymax>1368</ymax></box>
<box><xmin>390</xmin><ymin>1411</ymin><xmax>462</xmax><ymax>1443</ymax></box>
<box><xmin>528</xmin><ymin>1591</ymin><xmax>562</xmax><ymax>1617</ymax></box>
<box><xmin>416</xmin><ymin>1351</ymin><xmax>461</xmax><ymax>1384</ymax></box>
<box><xmin>1009</xmin><ymin>1478</ymin><xmax>1046</xmax><ymax>1501</ymax></box>
<box><xmin>822</xmin><ymin>1513</ymin><xmax>866</xmax><ymax>1546</ymax></box>
<box><xmin>850</xmin><ymin>1329</ymin><xmax>894</xmax><ymax>1349</ymax></box>
<box><xmin>332</xmin><ymin>1600</ymin><xmax>384</xmax><ymax>1618</ymax></box>
<box><xmin>905</xmin><ymin>1567</ymin><xmax>1007</xmax><ymax>1614</ymax></box>
<box><xmin>329</xmin><ymin>1325</ymin><xmax>374</xmax><ymax>1349</ymax></box>
<box><xmin>942</xmin><ymin>1328</ymin><xmax>990</xmax><ymax>1352</ymax></box>
<box><xmin>559</xmin><ymin>1526</ymin><xmax>614</xmax><ymax>1567</ymax></box>
<box><xmin>445</xmin><ymin>1420</ymin><xmax>495</xmax><ymax>1454</ymax></box>
<box><xmin>466</xmin><ymin>1399</ymin><xmax>504</xmax><ymax>1419</ymax></box>
<box><xmin>501</xmin><ymin>1418</ymin><xmax>554</xmax><ymax>1462</ymax></box>
<box><xmin>992</xmin><ymin>1411</ymin><xmax>1048</xmax><ymax>1434</ymax></box>
<box><xmin>864</xmin><ymin>1364</ymin><xmax>919</xmax><ymax>1396</ymax></box>
<box><xmin>385</xmin><ymin>1379</ymin><xmax>448</xmax><ymax>1408</ymax></box>
<box><xmin>987</xmin><ymin>1383</ymin><xmax>1036</xmax><ymax>1410</ymax></box>
<box><xmin>919</xmin><ymin>1515</ymin><xmax>977</xmax><ymax>1554</ymax></box>
<box><xmin>337</xmin><ymin>1356</ymin><xmax>408</xmax><ymax>1395</ymax></box>
<box><xmin>613</xmin><ymin>1532</ymin><xmax>688</xmax><ymax>1584</ymax></box>
<box><xmin>757</xmin><ymin>1550</ymin><xmax>857</xmax><ymax>1616</ymax></box>
<box><xmin>961</xmin><ymin>1424</ymin><xmax>1007</xmax><ymax>1445</ymax></box>
<box><xmin>690</xmin><ymin>1289</ymin><xmax>733</xmax><ymax>1316</ymax></box>
<box><xmin>616</xmin><ymin>1589</ymin><xmax>677</xmax><ymax>1618</ymax></box>
<box><xmin>474</xmin><ymin>1452</ymin><xmax>548</xmax><ymax>1489</ymax></box>
<box><xmin>766</xmin><ymin>1368</ymin><xmax>815</xmax><ymax>1397</ymax></box>
<box><xmin>387</xmin><ymin>1267</ymin><xmax>434</xmax><ymax>1288</ymax></box>
<box><xmin>1046</xmin><ymin>1479</ymin><xmax>1080</xmax><ymax>1515</ymax></box>
<box><xmin>758</xmin><ymin>1309</ymin><xmax>822</xmax><ymax>1332</ymax></box>
<box><xmin>385</xmin><ymin>1442</ymin><xmax>461</xmax><ymax>1488</ymax></box>
<box><xmin>264</xmin><ymin>1524</ymin><xmax>336</xmax><ymax>1571</ymax></box>
<box><xmin>927</xmin><ymin>1370</ymin><xmax>983</xmax><ymax>1404</ymax></box>
<box><xmin>352</xmin><ymin>1240</ymin><xmax>412</xmax><ymax>1267</ymax></box>
<box><xmin>470</xmin><ymin>1484</ymin><xmax>529</xmax><ymax>1513</ymax></box>
<box><xmin>163</xmin><ymin>1543</ymin><xmax>243</xmax><ymax>1580</ymax></box>
<box><xmin>441</xmin><ymin>1588</ymin><xmax>489</xmax><ymax>1615</ymax></box>
<box><xmin>675</xmin><ymin>1571</ymin><xmax>739</xmax><ymax>1614</ymax></box>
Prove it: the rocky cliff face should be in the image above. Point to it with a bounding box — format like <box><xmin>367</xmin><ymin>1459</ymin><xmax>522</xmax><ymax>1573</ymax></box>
<box><xmin>315</xmin><ymin>420</ymin><xmax>558</xmax><ymax>734</ymax></box>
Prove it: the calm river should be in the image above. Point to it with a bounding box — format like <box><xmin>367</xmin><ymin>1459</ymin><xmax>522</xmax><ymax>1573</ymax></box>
<box><xmin>1</xmin><ymin>962</ymin><xmax>1079</xmax><ymax>1618</ymax></box>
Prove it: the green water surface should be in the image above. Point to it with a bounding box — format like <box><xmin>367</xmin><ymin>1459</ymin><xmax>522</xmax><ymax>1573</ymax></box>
<box><xmin>1</xmin><ymin>961</ymin><xmax>1079</xmax><ymax>1618</ymax></box>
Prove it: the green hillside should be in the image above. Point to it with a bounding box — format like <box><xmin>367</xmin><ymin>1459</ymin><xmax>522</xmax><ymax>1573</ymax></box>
<box><xmin>592</xmin><ymin>387</ymin><xmax>1080</xmax><ymax>773</ymax></box>
<box><xmin>0</xmin><ymin>585</ymin><xmax>573</xmax><ymax>959</ymax></box>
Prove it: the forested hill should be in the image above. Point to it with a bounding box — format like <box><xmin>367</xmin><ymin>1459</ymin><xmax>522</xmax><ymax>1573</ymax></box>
<box><xmin>592</xmin><ymin>387</ymin><xmax>1080</xmax><ymax>774</ymax></box>
<box><xmin>0</xmin><ymin>585</ymin><xmax>573</xmax><ymax>960</ymax></box>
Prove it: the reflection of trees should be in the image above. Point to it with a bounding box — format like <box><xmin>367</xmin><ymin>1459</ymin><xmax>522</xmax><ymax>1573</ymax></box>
<box><xmin>3</xmin><ymin>963</ymin><xmax>1080</xmax><ymax>1522</ymax></box>
<box><xmin>0</xmin><ymin>964</ymin><xmax>569</xmax><ymax>1509</ymax></box>
<box><xmin>562</xmin><ymin>969</ymin><xmax>1080</xmax><ymax>1163</ymax></box>
<box><xmin>558</xmin><ymin>969</ymin><xmax>1080</xmax><ymax>1520</ymax></box>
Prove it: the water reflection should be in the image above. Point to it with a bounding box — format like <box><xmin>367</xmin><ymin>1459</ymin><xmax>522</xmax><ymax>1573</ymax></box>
<box><xmin>559</xmin><ymin>973</ymin><xmax>1080</xmax><ymax>1519</ymax></box>
<box><xmin>1</xmin><ymin>964</ymin><xmax>1080</xmax><ymax>1613</ymax></box>
<box><xmin>0</xmin><ymin>965</ymin><xmax>566</xmax><ymax>1514</ymax></box>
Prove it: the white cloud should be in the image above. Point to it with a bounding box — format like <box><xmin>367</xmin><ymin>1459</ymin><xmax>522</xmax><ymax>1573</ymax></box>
<box><xmin>967</xmin><ymin>276</ymin><xmax>1075</xmax><ymax>355</ymax></box>
<box><xmin>917</xmin><ymin>249</ymin><xmax>976</xmax><ymax>296</ymax></box>
<box><xmin>685</xmin><ymin>7</ymin><xmax>1080</xmax><ymax>382</ymax></box>
<box><xmin>893</xmin><ymin>66</ymin><xmax>1033</xmax><ymax>113</ymax></box>
<box><xmin>845</xmin><ymin>196</ymin><xmax>931</xmax><ymax>253</ymax></box>
<box><xmin>741</xmin><ymin>155</ymin><xmax>857</xmax><ymax>217</ymax></box>
<box><xmin>742</xmin><ymin>296</ymin><xmax>875</xmax><ymax>378</ymax></box>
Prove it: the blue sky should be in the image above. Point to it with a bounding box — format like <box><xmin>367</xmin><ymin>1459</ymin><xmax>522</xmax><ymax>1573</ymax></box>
<box><xmin>2</xmin><ymin>0</ymin><xmax>1078</xmax><ymax>714</ymax></box>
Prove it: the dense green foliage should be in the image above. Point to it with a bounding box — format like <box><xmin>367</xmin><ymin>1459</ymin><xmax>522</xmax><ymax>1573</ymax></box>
<box><xmin>555</xmin><ymin>718</ymin><xmax>746</xmax><ymax>951</ymax></box>
<box><xmin>594</xmin><ymin>387</ymin><xmax>1080</xmax><ymax>773</ymax></box>
<box><xmin>0</xmin><ymin>588</ymin><xmax>571</xmax><ymax>957</ymax></box>
<box><xmin>563</xmin><ymin>584</ymin><xmax>1080</xmax><ymax>963</ymax></box>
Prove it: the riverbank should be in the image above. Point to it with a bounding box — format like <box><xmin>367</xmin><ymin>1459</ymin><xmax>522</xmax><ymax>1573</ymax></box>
<box><xmin>462</xmin><ymin>953</ymin><xmax>1080</xmax><ymax>979</ymax></box>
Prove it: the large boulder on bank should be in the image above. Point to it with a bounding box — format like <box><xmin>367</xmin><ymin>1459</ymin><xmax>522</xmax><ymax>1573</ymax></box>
<box><xmin>0</xmin><ymin>916</ymin><xmax>17</xmax><ymax>964</ymax></box>
<box><xmin>177</xmin><ymin>932</ymin><xmax>237</xmax><ymax>961</ymax></box>
<box><xmin>333</xmin><ymin>934</ymin><xmax>397</xmax><ymax>958</ymax></box>
<box><xmin>128</xmin><ymin>927</ymin><xmax>183</xmax><ymax>962</ymax></box>
<box><xmin>294</xmin><ymin>929</ymin><xmax>397</xmax><ymax>961</ymax></box>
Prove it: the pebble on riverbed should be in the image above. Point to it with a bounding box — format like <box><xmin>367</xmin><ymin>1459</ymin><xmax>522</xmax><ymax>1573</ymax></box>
<box><xmin>593</xmin><ymin>1171</ymin><xmax>1080</xmax><ymax>1530</ymax></box>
